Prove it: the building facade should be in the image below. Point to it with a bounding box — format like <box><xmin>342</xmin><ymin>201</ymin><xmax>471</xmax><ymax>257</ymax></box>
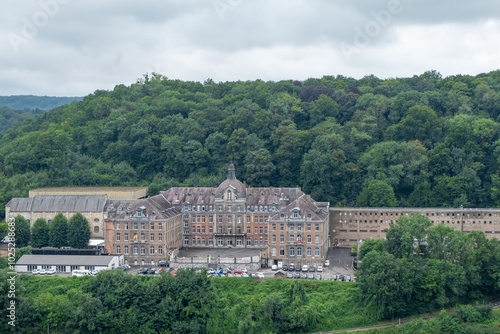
<box><xmin>161</xmin><ymin>164</ymin><xmax>330</xmax><ymax>267</ymax></box>
<box><xmin>104</xmin><ymin>195</ymin><xmax>182</xmax><ymax>266</ymax></box>
<box><xmin>329</xmin><ymin>206</ymin><xmax>500</xmax><ymax>247</ymax></box>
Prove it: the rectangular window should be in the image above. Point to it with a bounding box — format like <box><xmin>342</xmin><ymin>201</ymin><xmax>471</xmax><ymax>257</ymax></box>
<box><xmin>272</xmin><ymin>235</ymin><xmax>276</xmax><ymax>243</ymax></box>
<box><xmin>209</xmin><ymin>216</ymin><xmax>213</xmax><ymax>223</ymax></box>
<box><xmin>116</xmin><ymin>223</ymin><xmax>120</xmax><ymax>230</ymax></box>
<box><xmin>158</xmin><ymin>233</ymin><xmax>163</xmax><ymax>241</ymax></box>
<box><xmin>150</xmin><ymin>233</ymin><xmax>154</xmax><ymax>241</ymax></box>
<box><xmin>209</xmin><ymin>226</ymin><xmax>213</xmax><ymax>233</ymax></box>
<box><xmin>307</xmin><ymin>235</ymin><xmax>311</xmax><ymax>243</ymax></box>
<box><xmin>197</xmin><ymin>226</ymin><xmax>201</xmax><ymax>233</ymax></box>
<box><xmin>202</xmin><ymin>226</ymin><xmax>206</xmax><ymax>234</ymax></box>
<box><xmin>141</xmin><ymin>233</ymin><xmax>145</xmax><ymax>241</ymax></box>
<box><xmin>259</xmin><ymin>216</ymin><xmax>263</xmax><ymax>223</ymax></box>
<box><xmin>315</xmin><ymin>224</ymin><xmax>319</xmax><ymax>231</ymax></box>
<box><xmin>124</xmin><ymin>245</ymin><xmax>129</xmax><ymax>254</ymax></box>
<box><xmin>218</xmin><ymin>238</ymin><xmax>223</xmax><ymax>246</ymax></box>
<box><xmin>297</xmin><ymin>224</ymin><xmax>302</xmax><ymax>231</ymax></box>
<box><xmin>125</xmin><ymin>223</ymin><xmax>128</xmax><ymax>230</ymax></box>
<box><xmin>315</xmin><ymin>248</ymin><xmax>320</xmax><ymax>256</ymax></box>
<box><xmin>280</xmin><ymin>224</ymin><xmax>284</xmax><ymax>231</ymax></box>
<box><xmin>150</xmin><ymin>223</ymin><xmax>154</xmax><ymax>230</ymax></box>
<box><xmin>247</xmin><ymin>216</ymin><xmax>251</xmax><ymax>223</ymax></box>
<box><xmin>290</xmin><ymin>235</ymin><xmax>294</xmax><ymax>242</ymax></box>
<box><xmin>315</xmin><ymin>235</ymin><xmax>319</xmax><ymax>243</ymax></box>
<box><xmin>247</xmin><ymin>227</ymin><xmax>251</xmax><ymax>233</ymax></box>
<box><xmin>280</xmin><ymin>247</ymin><xmax>284</xmax><ymax>256</ymax></box>
<box><xmin>247</xmin><ymin>238</ymin><xmax>251</xmax><ymax>246</ymax></box>
<box><xmin>116</xmin><ymin>233</ymin><xmax>120</xmax><ymax>241</ymax></box>
<box><xmin>280</xmin><ymin>235</ymin><xmax>284</xmax><ymax>243</ymax></box>
<box><xmin>133</xmin><ymin>223</ymin><xmax>138</xmax><ymax>229</ymax></box>
<box><xmin>272</xmin><ymin>224</ymin><xmax>276</xmax><ymax>231</ymax></box>
<box><xmin>202</xmin><ymin>216</ymin><xmax>206</xmax><ymax>223</ymax></box>
<box><xmin>307</xmin><ymin>224</ymin><xmax>311</xmax><ymax>231</ymax></box>
<box><xmin>259</xmin><ymin>227</ymin><xmax>263</xmax><ymax>234</ymax></box>
<box><xmin>290</xmin><ymin>224</ymin><xmax>294</xmax><ymax>231</ymax></box>
<box><xmin>254</xmin><ymin>239</ymin><xmax>258</xmax><ymax>246</ymax></box>
<box><xmin>254</xmin><ymin>227</ymin><xmax>258</xmax><ymax>234</ymax></box>
<box><xmin>150</xmin><ymin>246</ymin><xmax>155</xmax><ymax>254</ymax></box>
<box><xmin>158</xmin><ymin>223</ymin><xmax>162</xmax><ymax>230</ymax></box>
<box><xmin>141</xmin><ymin>223</ymin><xmax>145</xmax><ymax>230</ymax></box>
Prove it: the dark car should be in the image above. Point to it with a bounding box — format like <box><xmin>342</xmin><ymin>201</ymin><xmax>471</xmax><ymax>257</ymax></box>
<box><xmin>282</xmin><ymin>265</ymin><xmax>288</xmax><ymax>271</ymax></box>
<box><xmin>288</xmin><ymin>265</ymin><xmax>295</xmax><ymax>272</ymax></box>
<box><xmin>339</xmin><ymin>275</ymin><xmax>345</xmax><ymax>281</ymax></box>
<box><xmin>309</xmin><ymin>267</ymin><xmax>315</xmax><ymax>272</ymax></box>
<box><xmin>146</xmin><ymin>268</ymin><xmax>156</xmax><ymax>275</ymax></box>
<box><xmin>138</xmin><ymin>268</ymin><xmax>150</xmax><ymax>275</ymax></box>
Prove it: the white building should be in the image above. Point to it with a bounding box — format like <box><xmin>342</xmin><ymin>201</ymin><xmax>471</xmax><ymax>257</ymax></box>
<box><xmin>15</xmin><ymin>254</ymin><xmax>124</xmax><ymax>273</ymax></box>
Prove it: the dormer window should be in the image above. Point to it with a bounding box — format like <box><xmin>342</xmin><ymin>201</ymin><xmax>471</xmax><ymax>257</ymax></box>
<box><xmin>227</xmin><ymin>190</ymin><xmax>232</xmax><ymax>201</ymax></box>
<box><xmin>292</xmin><ymin>208</ymin><xmax>301</xmax><ymax>218</ymax></box>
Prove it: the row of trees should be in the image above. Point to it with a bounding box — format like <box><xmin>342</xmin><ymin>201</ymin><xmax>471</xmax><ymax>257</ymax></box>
<box><xmin>13</xmin><ymin>213</ymin><xmax>91</xmax><ymax>249</ymax></box>
<box><xmin>357</xmin><ymin>214</ymin><xmax>500</xmax><ymax>319</ymax></box>
<box><xmin>3</xmin><ymin>71</ymin><xmax>500</xmax><ymax>218</ymax></box>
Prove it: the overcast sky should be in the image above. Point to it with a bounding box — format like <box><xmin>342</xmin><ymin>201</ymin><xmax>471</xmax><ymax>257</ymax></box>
<box><xmin>1</xmin><ymin>0</ymin><xmax>500</xmax><ymax>96</ymax></box>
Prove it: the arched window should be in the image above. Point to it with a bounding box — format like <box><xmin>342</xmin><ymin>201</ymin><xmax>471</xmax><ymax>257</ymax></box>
<box><xmin>94</xmin><ymin>226</ymin><xmax>99</xmax><ymax>233</ymax></box>
<box><xmin>116</xmin><ymin>245</ymin><xmax>121</xmax><ymax>253</ymax></box>
<box><xmin>307</xmin><ymin>247</ymin><xmax>311</xmax><ymax>256</ymax></box>
<box><xmin>290</xmin><ymin>247</ymin><xmax>295</xmax><ymax>256</ymax></box>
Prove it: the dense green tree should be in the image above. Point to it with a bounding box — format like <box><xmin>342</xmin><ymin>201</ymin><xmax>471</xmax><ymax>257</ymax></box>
<box><xmin>31</xmin><ymin>218</ymin><xmax>49</xmax><ymax>248</ymax></box>
<box><xmin>49</xmin><ymin>213</ymin><xmax>68</xmax><ymax>248</ymax></box>
<box><xmin>357</xmin><ymin>179</ymin><xmax>397</xmax><ymax>207</ymax></box>
<box><xmin>245</xmin><ymin>149</ymin><xmax>275</xmax><ymax>187</ymax></box>
<box><xmin>67</xmin><ymin>212</ymin><xmax>91</xmax><ymax>249</ymax></box>
<box><xmin>14</xmin><ymin>215</ymin><xmax>30</xmax><ymax>248</ymax></box>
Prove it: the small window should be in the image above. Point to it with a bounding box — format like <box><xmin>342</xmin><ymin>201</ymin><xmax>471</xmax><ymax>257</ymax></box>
<box><xmin>94</xmin><ymin>218</ymin><xmax>100</xmax><ymax>222</ymax></box>
<box><xmin>94</xmin><ymin>226</ymin><xmax>99</xmax><ymax>233</ymax></box>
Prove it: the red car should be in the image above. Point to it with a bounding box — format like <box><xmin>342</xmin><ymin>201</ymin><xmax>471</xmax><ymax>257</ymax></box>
<box><xmin>233</xmin><ymin>268</ymin><xmax>247</xmax><ymax>274</ymax></box>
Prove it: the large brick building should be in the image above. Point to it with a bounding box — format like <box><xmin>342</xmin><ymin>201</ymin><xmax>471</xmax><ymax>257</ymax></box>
<box><xmin>329</xmin><ymin>206</ymin><xmax>500</xmax><ymax>248</ymax></box>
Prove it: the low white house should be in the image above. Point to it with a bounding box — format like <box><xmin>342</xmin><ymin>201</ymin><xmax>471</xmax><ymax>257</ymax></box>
<box><xmin>15</xmin><ymin>254</ymin><xmax>124</xmax><ymax>273</ymax></box>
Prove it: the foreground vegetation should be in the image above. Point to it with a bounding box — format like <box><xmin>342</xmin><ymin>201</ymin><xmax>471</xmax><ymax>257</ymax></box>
<box><xmin>0</xmin><ymin>268</ymin><xmax>377</xmax><ymax>334</ymax></box>
<box><xmin>3</xmin><ymin>71</ymin><xmax>500</xmax><ymax>218</ymax></box>
<box><xmin>365</xmin><ymin>307</ymin><xmax>500</xmax><ymax>334</ymax></box>
<box><xmin>357</xmin><ymin>214</ymin><xmax>500</xmax><ymax>320</ymax></box>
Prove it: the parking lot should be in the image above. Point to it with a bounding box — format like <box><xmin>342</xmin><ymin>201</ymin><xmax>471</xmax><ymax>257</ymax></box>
<box><xmin>22</xmin><ymin>247</ymin><xmax>357</xmax><ymax>281</ymax></box>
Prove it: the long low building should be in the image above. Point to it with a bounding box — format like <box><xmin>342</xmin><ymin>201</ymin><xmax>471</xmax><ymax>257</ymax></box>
<box><xmin>329</xmin><ymin>206</ymin><xmax>500</xmax><ymax>247</ymax></box>
<box><xmin>15</xmin><ymin>254</ymin><xmax>124</xmax><ymax>273</ymax></box>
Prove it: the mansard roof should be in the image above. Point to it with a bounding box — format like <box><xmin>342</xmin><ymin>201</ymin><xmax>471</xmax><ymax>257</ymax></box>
<box><xmin>269</xmin><ymin>195</ymin><xmax>329</xmax><ymax>221</ymax></box>
<box><xmin>106</xmin><ymin>194</ymin><xmax>179</xmax><ymax>220</ymax></box>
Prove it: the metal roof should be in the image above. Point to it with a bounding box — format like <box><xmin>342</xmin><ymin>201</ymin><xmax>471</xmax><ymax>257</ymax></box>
<box><xmin>16</xmin><ymin>254</ymin><xmax>116</xmax><ymax>266</ymax></box>
<box><xmin>30</xmin><ymin>195</ymin><xmax>107</xmax><ymax>212</ymax></box>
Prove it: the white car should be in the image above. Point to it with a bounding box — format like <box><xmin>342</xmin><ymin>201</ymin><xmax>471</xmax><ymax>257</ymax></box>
<box><xmin>271</xmin><ymin>265</ymin><xmax>278</xmax><ymax>271</ymax></box>
<box><xmin>46</xmin><ymin>269</ymin><xmax>56</xmax><ymax>275</ymax></box>
<box><xmin>257</xmin><ymin>273</ymin><xmax>265</xmax><ymax>279</ymax></box>
<box><xmin>39</xmin><ymin>269</ymin><xmax>47</xmax><ymax>275</ymax></box>
<box><xmin>324</xmin><ymin>260</ymin><xmax>330</xmax><ymax>267</ymax></box>
<box><xmin>317</xmin><ymin>266</ymin><xmax>323</xmax><ymax>272</ymax></box>
<box><xmin>32</xmin><ymin>269</ymin><xmax>40</xmax><ymax>275</ymax></box>
<box><xmin>241</xmin><ymin>273</ymin><xmax>249</xmax><ymax>277</ymax></box>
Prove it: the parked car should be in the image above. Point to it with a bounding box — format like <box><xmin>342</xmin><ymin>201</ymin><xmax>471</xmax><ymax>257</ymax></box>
<box><xmin>234</xmin><ymin>268</ymin><xmax>247</xmax><ymax>274</ymax></box>
<box><xmin>249</xmin><ymin>273</ymin><xmax>257</xmax><ymax>278</ymax></box>
<box><xmin>302</xmin><ymin>265</ymin><xmax>308</xmax><ymax>272</ymax></box>
<box><xmin>257</xmin><ymin>273</ymin><xmax>265</xmax><ymax>279</ymax></box>
<box><xmin>324</xmin><ymin>260</ymin><xmax>330</xmax><ymax>267</ymax></box>
<box><xmin>301</xmin><ymin>273</ymin><xmax>307</xmax><ymax>279</ymax></box>
<box><xmin>271</xmin><ymin>265</ymin><xmax>278</xmax><ymax>271</ymax></box>
<box><xmin>241</xmin><ymin>273</ymin><xmax>249</xmax><ymax>277</ymax></box>
<box><xmin>282</xmin><ymin>265</ymin><xmax>288</xmax><ymax>271</ymax></box>
<box><xmin>46</xmin><ymin>269</ymin><xmax>56</xmax><ymax>275</ymax></box>
<box><xmin>288</xmin><ymin>265</ymin><xmax>295</xmax><ymax>271</ymax></box>
<box><xmin>307</xmin><ymin>273</ymin><xmax>314</xmax><ymax>279</ymax></box>
<box><xmin>339</xmin><ymin>275</ymin><xmax>345</xmax><ymax>281</ymax></box>
<box><xmin>39</xmin><ymin>269</ymin><xmax>47</xmax><ymax>275</ymax></box>
<box><xmin>345</xmin><ymin>275</ymin><xmax>351</xmax><ymax>282</ymax></box>
<box><xmin>309</xmin><ymin>266</ymin><xmax>315</xmax><ymax>272</ymax></box>
<box><xmin>331</xmin><ymin>274</ymin><xmax>337</xmax><ymax>281</ymax></box>
<box><xmin>234</xmin><ymin>273</ymin><xmax>242</xmax><ymax>277</ymax></box>
<box><xmin>286</xmin><ymin>272</ymin><xmax>293</xmax><ymax>278</ymax></box>
<box><xmin>315</xmin><ymin>274</ymin><xmax>322</xmax><ymax>280</ymax></box>
<box><xmin>138</xmin><ymin>268</ymin><xmax>150</xmax><ymax>275</ymax></box>
<box><xmin>146</xmin><ymin>268</ymin><xmax>156</xmax><ymax>275</ymax></box>
<box><xmin>317</xmin><ymin>266</ymin><xmax>323</xmax><ymax>272</ymax></box>
<box><xmin>32</xmin><ymin>269</ymin><xmax>40</xmax><ymax>275</ymax></box>
<box><xmin>294</xmin><ymin>273</ymin><xmax>300</xmax><ymax>279</ymax></box>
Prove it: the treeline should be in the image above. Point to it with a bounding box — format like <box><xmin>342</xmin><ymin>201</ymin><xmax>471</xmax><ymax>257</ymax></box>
<box><xmin>9</xmin><ymin>214</ymin><xmax>91</xmax><ymax>249</ymax></box>
<box><xmin>0</xmin><ymin>268</ymin><xmax>375</xmax><ymax>333</ymax></box>
<box><xmin>0</xmin><ymin>106</ymin><xmax>44</xmax><ymax>133</ymax></box>
<box><xmin>3</xmin><ymin>71</ymin><xmax>500</xmax><ymax>218</ymax></box>
<box><xmin>357</xmin><ymin>214</ymin><xmax>500</xmax><ymax>320</ymax></box>
<box><xmin>0</xmin><ymin>95</ymin><xmax>82</xmax><ymax>111</ymax></box>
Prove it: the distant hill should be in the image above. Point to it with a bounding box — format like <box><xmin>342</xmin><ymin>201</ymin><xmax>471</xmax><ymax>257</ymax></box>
<box><xmin>0</xmin><ymin>106</ymin><xmax>45</xmax><ymax>133</ymax></box>
<box><xmin>0</xmin><ymin>95</ymin><xmax>83</xmax><ymax>111</ymax></box>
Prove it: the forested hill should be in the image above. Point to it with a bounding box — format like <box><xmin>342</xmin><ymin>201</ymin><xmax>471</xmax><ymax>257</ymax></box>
<box><xmin>2</xmin><ymin>71</ymin><xmax>500</xmax><ymax>219</ymax></box>
<box><xmin>0</xmin><ymin>95</ymin><xmax>83</xmax><ymax>111</ymax></box>
<box><xmin>0</xmin><ymin>106</ymin><xmax>45</xmax><ymax>133</ymax></box>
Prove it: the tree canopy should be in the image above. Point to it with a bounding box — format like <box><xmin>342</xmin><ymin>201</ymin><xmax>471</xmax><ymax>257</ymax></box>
<box><xmin>3</xmin><ymin>72</ymin><xmax>500</xmax><ymax>218</ymax></box>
